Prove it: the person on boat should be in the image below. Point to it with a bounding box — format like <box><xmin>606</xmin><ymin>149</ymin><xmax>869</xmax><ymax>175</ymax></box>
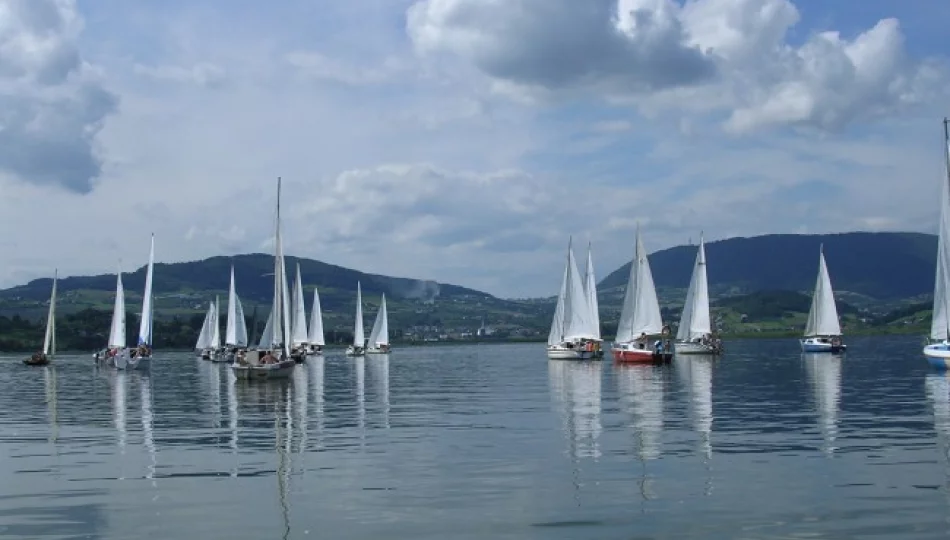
<box><xmin>636</xmin><ymin>332</ymin><xmax>648</xmax><ymax>349</ymax></box>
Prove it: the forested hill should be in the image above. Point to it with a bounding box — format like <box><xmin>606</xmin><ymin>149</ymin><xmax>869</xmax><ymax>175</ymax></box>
<box><xmin>599</xmin><ymin>232</ymin><xmax>936</xmax><ymax>299</ymax></box>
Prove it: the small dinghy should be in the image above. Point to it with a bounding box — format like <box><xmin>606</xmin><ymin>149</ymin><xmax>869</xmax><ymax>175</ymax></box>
<box><xmin>24</xmin><ymin>271</ymin><xmax>57</xmax><ymax>366</ymax></box>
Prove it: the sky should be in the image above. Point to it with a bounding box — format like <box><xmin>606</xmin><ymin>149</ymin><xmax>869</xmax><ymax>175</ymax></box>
<box><xmin>0</xmin><ymin>0</ymin><xmax>948</xmax><ymax>298</ymax></box>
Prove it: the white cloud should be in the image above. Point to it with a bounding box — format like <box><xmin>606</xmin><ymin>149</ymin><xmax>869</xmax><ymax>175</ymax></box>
<box><xmin>133</xmin><ymin>62</ymin><xmax>226</xmax><ymax>87</ymax></box>
<box><xmin>407</xmin><ymin>0</ymin><xmax>945</xmax><ymax>132</ymax></box>
<box><xmin>0</xmin><ymin>0</ymin><xmax>117</xmax><ymax>193</ymax></box>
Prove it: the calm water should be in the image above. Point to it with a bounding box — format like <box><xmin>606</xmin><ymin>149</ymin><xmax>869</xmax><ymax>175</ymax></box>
<box><xmin>1</xmin><ymin>337</ymin><xmax>949</xmax><ymax>539</ymax></box>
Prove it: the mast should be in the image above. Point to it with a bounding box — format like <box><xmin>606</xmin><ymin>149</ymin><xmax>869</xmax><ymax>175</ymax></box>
<box><xmin>944</xmin><ymin>118</ymin><xmax>950</xmax><ymax>339</ymax></box>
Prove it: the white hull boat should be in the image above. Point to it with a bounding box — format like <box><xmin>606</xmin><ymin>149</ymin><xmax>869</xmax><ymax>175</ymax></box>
<box><xmin>925</xmin><ymin>119</ymin><xmax>950</xmax><ymax>368</ymax></box>
<box><xmin>347</xmin><ymin>282</ymin><xmax>366</xmax><ymax>358</ymax></box>
<box><xmin>674</xmin><ymin>235</ymin><xmax>723</xmax><ymax>356</ymax></box>
<box><xmin>674</xmin><ymin>341</ymin><xmax>722</xmax><ymax>355</ymax></box>
<box><xmin>801</xmin><ymin>337</ymin><xmax>847</xmax><ymax>354</ymax></box>
<box><xmin>345</xmin><ymin>345</ymin><xmax>365</xmax><ymax>357</ymax></box>
<box><xmin>546</xmin><ymin>239</ymin><xmax>600</xmax><ymax>361</ymax></box>
<box><xmin>547</xmin><ymin>344</ymin><xmax>595</xmax><ymax>360</ymax></box>
<box><xmin>801</xmin><ymin>246</ymin><xmax>846</xmax><ymax>354</ymax></box>
<box><xmin>232</xmin><ymin>350</ymin><xmax>295</xmax><ymax>380</ymax></box>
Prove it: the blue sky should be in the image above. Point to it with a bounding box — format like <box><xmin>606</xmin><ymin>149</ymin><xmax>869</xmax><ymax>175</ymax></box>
<box><xmin>0</xmin><ymin>0</ymin><xmax>947</xmax><ymax>297</ymax></box>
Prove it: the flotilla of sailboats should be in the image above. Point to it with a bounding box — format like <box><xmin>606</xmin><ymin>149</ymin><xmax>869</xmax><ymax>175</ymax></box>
<box><xmin>546</xmin><ymin>239</ymin><xmax>601</xmax><ymax>360</ymax></box>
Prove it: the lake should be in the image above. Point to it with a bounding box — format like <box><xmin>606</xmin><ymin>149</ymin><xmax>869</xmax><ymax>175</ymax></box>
<box><xmin>1</xmin><ymin>336</ymin><xmax>949</xmax><ymax>539</ymax></box>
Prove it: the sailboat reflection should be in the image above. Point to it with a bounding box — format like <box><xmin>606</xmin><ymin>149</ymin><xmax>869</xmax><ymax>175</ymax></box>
<box><xmin>687</xmin><ymin>357</ymin><xmax>714</xmax><ymax>459</ymax></box>
<box><xmin>926</xmin><ymin>374</ymin><xmax>950</xmax><ymax>474</ymax></box>
<box><xmin>548</xmin><ymin>361</ymin><xmax>603</xmax><ymax>461</ymax></box>
<box><xmin>111</xmin><ymin>370</ymin><xmax>128</xmax><ymax>480</ymax></box>
<box><xmin>227</xmin><ymin>369</ymin><xmax>240</xmax><ymax>478</ymax></box>
<box><xmin>275</xmin><ymin>384</ymin><xmax>293</xmax><ymax>540</ymax></box>
<box><xmin>308</xmin><ymin>355</ymin><xmax>325</xmax><ymax>449</ymax></box>
<box><xmin>803</xmin><ymin>353</ymin><xmax>841</xmax><ymax>455</ymax></box>
<box><xmin>367</xmin><ymin>354</ymin><xmax>390</xmax><ymax>429</ymax></box>
<box><xmin>138</xmin><ymin>373</ymin><xmax>158</xmax><ymax>484</ymax></box>
<box><xmin>616</xmin><ymin>364</ymin><xmax>665</xmax><ymax>501</ymax></box>
<box><xmin>43</xmin><ymin>366</ymin><xmax>58</xmax><ymax>443</ymax></box>
<box><xmin>355</xmin><ymin>357</ymin><xmax>366</xmax><ymax>441</ymax></box>
<box><xmin>210</xmin><ymin>362</ymin><xmax>222</xmax><ymax>431</ymax></box>
<box><xmin>292</xmin><ymin>363</ymin><xmax>309</xmax><ymax>463</ymax></box>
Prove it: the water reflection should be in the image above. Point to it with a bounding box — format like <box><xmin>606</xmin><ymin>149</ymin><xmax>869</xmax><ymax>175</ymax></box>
<box><xmin>367</xmin><ymin>355</ymin><xmax>391</xmax><ymax>429</ymax></box>
<box><xmin>275</xmin><ymin>384</ymin><xmax>293</xmax><ymax>540</ymax></box>
<box><xmin>308</xmin><ymin>356</ymin><xmax>325</xmax><ymax>448</ymax></box>
<box><xmin>227</xmin><ymin>369</ymin><xmax>240</xmax><ymax>477</ymax></box>
<box><xmin>548</xmin><ymin>361</ymin><xmax>602</xmax><ymax>461</ymax></box>
<box><xmin>803</xmin><ymin>354</ymin><xmax>842</xmax><ymax>455</ymax></box>
<box><xmin>112</xmin><ymin>371</ymin><xmax>127</xmax><ymax>456</ymax></box>
<box><xmin>354</xmin><ymin>358</ymin><xmax>366</xmax><ymax>441</ymax></box>
<box><xmin>926</xmin><ymin>374</ymin><xmax>950</xmax><ymax>476</ymax></box>
<box><xmin>292</xmin><ymin>365</ymin><xmax>308</xmax><ymax>464</ymax></box>
<box><xmin>209</xmin><ymin>363</ymin><xmax>222</xmax><ymax>431</ymax></box>
<box><xmin>686</xmin><ymin>357</ymin><xmax>714</xmax><ymax>459</ymax></box>
<box><xmin>615</xmin><ymin>364</ymin><xmax>665</xmax><ymax>461</ymax></box>
<box><xmin>42</xmin><ymin>366</ymin><xmax>58</xmax><ymax>443</ymax></box>
<box><xmin>139</xmin><ymin>373</ymin><xmax>158</xmax><ymax>484</ymax></box>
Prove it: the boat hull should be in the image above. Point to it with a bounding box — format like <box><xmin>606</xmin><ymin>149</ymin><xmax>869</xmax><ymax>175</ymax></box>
<box><xmin>547</xmin><ymin>347</ymin><xmax>595</xmax><ymax>360</ymax></box>
<box><xmin>231</xmin><ymin>360</ymin><xmax>295</xmax><ymax>380</ymax></box>
<box><xmin>366</xmin><ymin>346</ymin><xmax>391</xmax><ymax>354</ymax></box>
<box><xmin>345</xmin><ymin>346</ymin><xmax>365</xmax><ymax>357</ymax></box>
<box><xmin>800</xmin><ymin>338</ymin><xmax>846</xmax><ymax>354</ymax></box>
<box><xmin>675</xmin><ymin>341</ymin><xmax>722</xmax><ymax>355</ymax></box>
<box><xmin>924</xmin><ymin>342</ymin><xmax>950</xmax><ymax>369</ymax></box>
<box><xmin>127</xmin><ymin>355</ymin><xmax>151</xmax><ymax>370</ymax></box>
<box><xmin>612</xmin><ymin>340</ymin><xmax>673</xmax><ymax>363</ymax></box>
<box><xmin>23</xmin><ymin>353</ymin><xmax>50</xmax><ymax>366</ymax></box>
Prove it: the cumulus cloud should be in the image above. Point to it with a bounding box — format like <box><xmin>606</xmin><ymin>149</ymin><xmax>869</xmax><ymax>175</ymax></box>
<box><xmin>0</xmin><ymin>0</ymin><xmax>117</xmax><ymax>193</ymax></box>
<box><xmin>407</xmin><ymin>0</ymin><xmax>943</xmax><ymax>132</ymax></box>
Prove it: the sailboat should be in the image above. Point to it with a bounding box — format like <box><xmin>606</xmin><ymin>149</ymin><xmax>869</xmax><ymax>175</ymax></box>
<box><xmin>547</xmin><ymin>238</ymin><xmax>600</xmax><ymax>360</ymax></box>
<box><xmin>289</xmin><ymin>263</ymin><xmax>309</xmax><ymax>362</ymax></box>
<box><xmin>800</xmin><ymin>245</ymin><xmax>846</xmax><ymax>353</ymax></box>
<box><xmin>675</xmin><ymin>235</ymin><xmax>723</xmax><ymax>355</ymax></box>
<box><xmin>195</xmin><ymin>301</ymin><xmax>216</xmax><ymax>358</ymax></box>
<box><xmin>231</xmin><ymin>178</ymin><xmax>296</xmax><ymax>380</ymax></box>
<box><xmin>222</xmin><ymin>264</ymin><xmax>249</xmax><ymax>363</ymax></box>
<box><xmin>366</xmin><ymin>293</ymin><xmax>391</xmax><ymax>354</ymax></box>
<box><xmin>583</xmin><ymin>243</ymin><xmax>604</xmax><ymax>358</ymax></box>
<box><xmin>97</xmin><ymin>267</ymin><xmax>129</xmax><ymax>368</ymax></box>
<box><xmin>924</xmin><ymin>118</ymin><xmax>950</xmax><ymax>368</ymax></box>
<box><xmin>306</xmin><ymin>287</ymin><xmax>325</xmax><ymax>355</ymax></box>
<box><xmin>345</xmin><ymin>282</ymin><xmax>366</xmax><ymax>357</ymax></box>
<box><xmin>210</xmin><ymin>295</ymin><xmax>222</xmax><ymax>356</ymax></box>
<box><xmin>611</xmin><ymin>226</ymin><xmax>673</xmax><ymax>363</ymax></box>
<box><xmin>25</xmin><ymin>270</ymin><xmax>57</xmax><ymax>366</ymax></box>
<box><xmin>129</xmin><ymin>234</ymin><xmax>155</xmax><ymax>369</ymax></box>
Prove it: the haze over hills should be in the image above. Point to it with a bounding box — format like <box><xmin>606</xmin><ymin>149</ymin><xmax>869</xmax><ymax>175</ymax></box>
<box><xmin>599</xmin><ymin>232</ymin><xmax>937</xmax><ymax>300</ymax></box>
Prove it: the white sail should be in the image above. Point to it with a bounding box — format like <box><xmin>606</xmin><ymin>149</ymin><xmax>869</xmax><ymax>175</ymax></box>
<box><xmin>43</xmin><ymin>270</ymin><xmax>57</xmax><ymax>356</ymax></box>
<box><xmin>367</xmin><ymin>294</ymin><xmax>389</xmax><ymax>347</ymax></box>
<box><xmin>225</xmin><ymin>265</ymin><xmax>241</xmax><ymax>346</ymax></box>
<box><xmin>353</xmin><ymin>282</ymin><xmax>365</xmax><ymax>347</ymax></box>
<box><xmin>258</xmin><ymin>309</ymin><xmax>274</xmax><ymax>349</ymax></box>
<box><xmin>270</xmin><ymin>182</ymin><xmax>291</xmax><ymax>357</ymax></box>
<box><xmin>931</xmin><ymin>134</ymin><xmax>950</xmax><ymax>341</ymax></box>
<box><xmin>195</xmin><ymin>302</ymin><xmax>215</xmax><ymax>350</ymax></box>
<box><xmin>108</xmin><ymin>270</ymin><xmax>126</xmax><ymax>349</ymax></box>
<box><xmin>677</xmin><ymin>236</ymin><xmax>711</xmax><ymax>342</ymax></box>
<box><xmin>308</xmin><ymin>288</ymin><xmax>325</xmax><ymax>346</ymax></box>
<box><xmin>138</xmin><ymin>234</ymin><xmax>155</xmax><ymax>347</ymax></box>
<box><xmin>547</xmin><ymin>262</ymin><xmax>569</xmax><ymax>346</ymax></box>
<box><xmin>804</xmin><ymin>247</ymin><xmax>842</xmax><ymax>337</ymax></box>
<box><xmin>290</xmin><ymin>263</ymin><xmax>309</xmax><ymax>347</ymax></box>
<box><xmin>616</xmin><ymin>227</ymin><xmax>664</xmax><ymax>341</ymax></box>
<box><xmin>564</xmin><ymin>246</ymin><xmax>597</xmax><ymax>340</ymax></box>
<box><xmin>211</xmin><ymin>296</ymin><xmax>221</xmax><ymax>349</ymax></box>
<box><xmin>583</xmin><ymin>243</ymin><xmax>602</xmax><ymax>340</ymax></box>
<box><xmin>234</xmin><ymin>294</ymin><xmax>248</xmax><ymax>347</ymax></box>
